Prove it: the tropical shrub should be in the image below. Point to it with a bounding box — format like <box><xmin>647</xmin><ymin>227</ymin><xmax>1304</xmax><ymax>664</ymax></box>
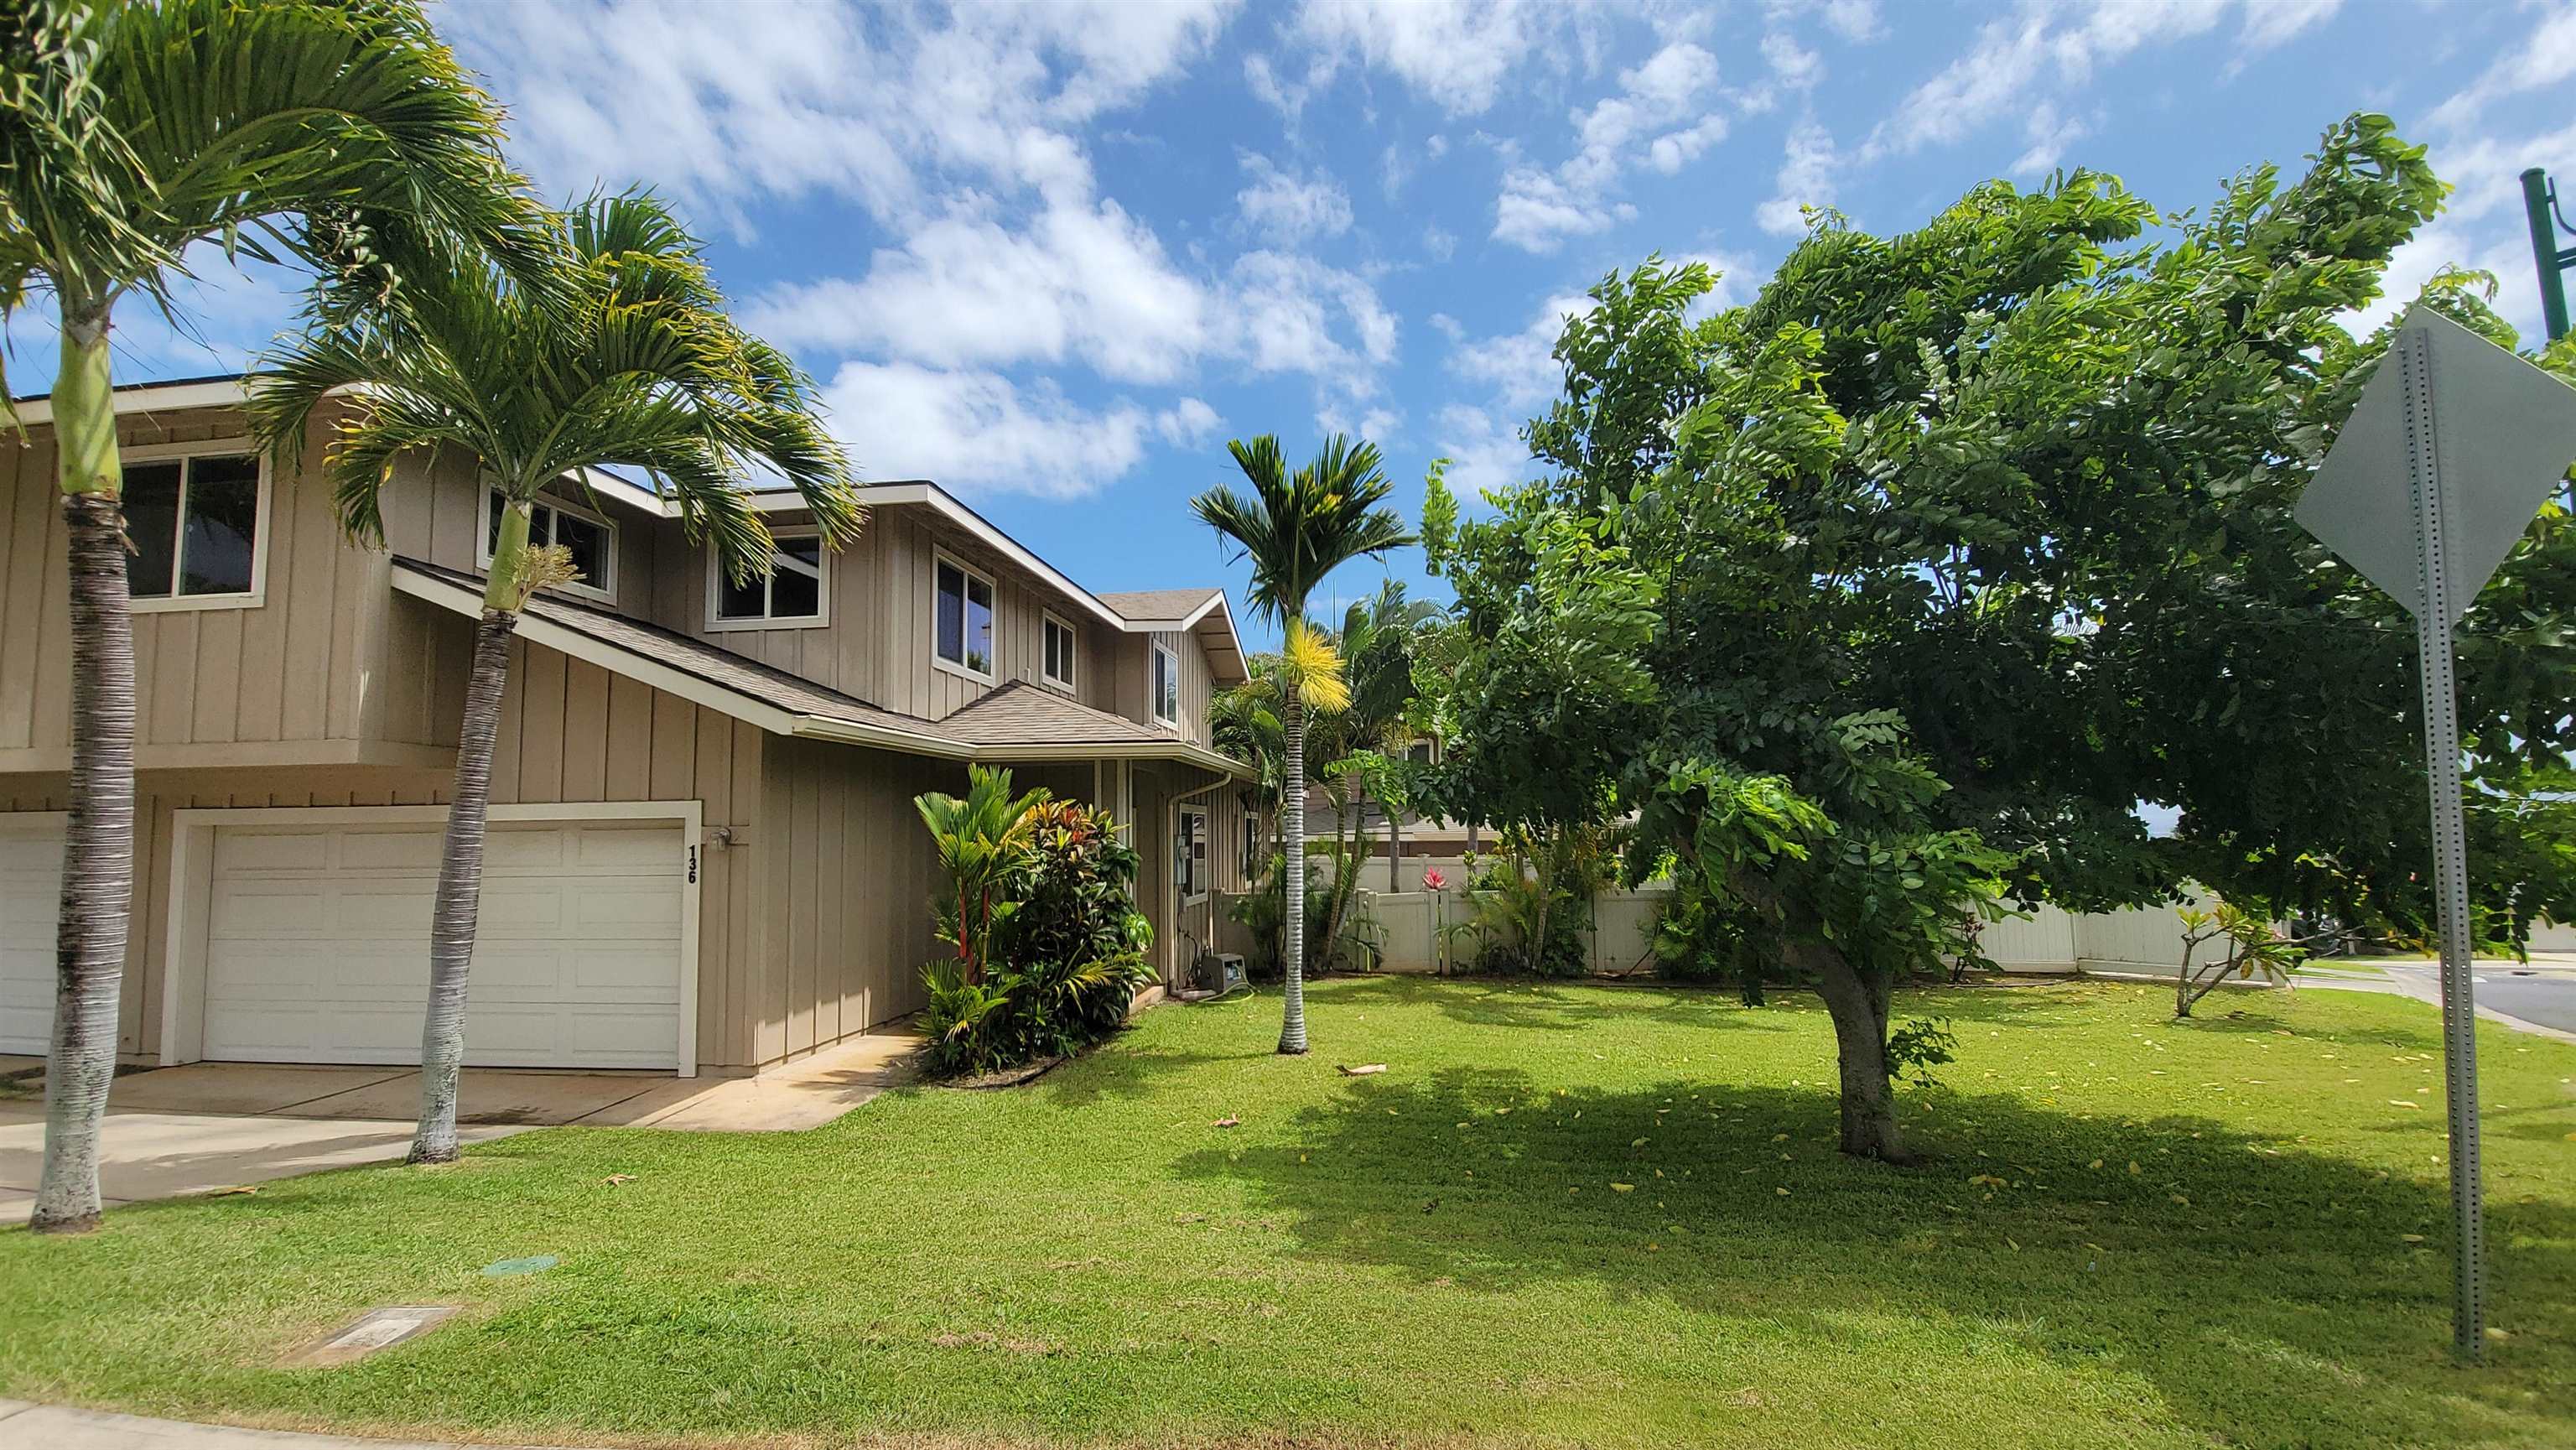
<box><xmin>1462</xmin><ymin>831</ymin><xmax>1607</xmax><ymax>978</ymax></box>
<box><xmin>916</xmin><ymin>793</ymin><xmax>1156</xmax><ymax>1077</ymax></box>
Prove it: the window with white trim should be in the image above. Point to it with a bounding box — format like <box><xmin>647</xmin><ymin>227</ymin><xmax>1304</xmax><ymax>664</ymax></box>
<box><xmin>1176</xmin><ymin>804</ymin><xmax>1208</xmax><ymax>902</ymax></box>
<box><xmin>934</xmin><ymin>553</ymin><xmax>995</xmax><ymax>677</ymax></box>
<box><xmin>1042</xmin><ymin>612</ymin><xmax>1077</xmax><ymax>691</ymax></box>
<box><xmin>482</xmin><ymin>486</ymin><xmax>616</xmax><ymax>603</ymax></box>
<box><xmin>709</xmin><ymin>532</ymin><xmax>826</xmax><ymax>628</ymax></box>
<box><xmin>1151</xmin><ymin>642</ymin><xmax>1179</xmax><ymax>725</ymax></box>
<box><xmin>122</xmin><ymin>449</ymin><xmax>266</xmax><ymax>608</ymax></box>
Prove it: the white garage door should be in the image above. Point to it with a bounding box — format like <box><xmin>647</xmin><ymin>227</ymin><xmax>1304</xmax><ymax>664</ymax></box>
<box><xmin>0</xmin><ymin>819</ymin><xmax>65</xmax><ymax>1056</ymax></box>
<box><xmin>203</xmin><ymin>819</ymin><xmax>684</xmax><ymax>1069</ymax></box>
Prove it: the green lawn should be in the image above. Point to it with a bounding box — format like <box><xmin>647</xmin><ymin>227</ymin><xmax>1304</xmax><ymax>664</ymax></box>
<box><xmin>5</xmin><ymin>978</ymin><xmax>2573</xmax><ymax>1449</ymax></box>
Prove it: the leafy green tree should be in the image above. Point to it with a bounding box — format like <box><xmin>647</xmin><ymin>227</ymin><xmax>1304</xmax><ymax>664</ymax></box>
<box><xmin>1192</xmin><ymin>434</ymin><xmax>1412</xmax><ymax>1054</ymax></box>
<box><xmin>249</xmin><ymin>193</ymin><xmax>860</xmax><ymax>1164</ymax></box>
<box><xmin>1413</xmin><ymin>481</ymin><xmax>1663</xmax><ymax>977</ymax></box>
<box><xmin>1444</xmin><ymin>113</ymin><xmax>2576</xmax><ymax>1162</ymax></box>
<box><xmin>0</xmin><ymin>0</ymin><xmax>541</xmax><ymax>1233</ymax></box>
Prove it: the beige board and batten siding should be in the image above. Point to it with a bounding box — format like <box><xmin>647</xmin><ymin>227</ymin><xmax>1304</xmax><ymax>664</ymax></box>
<box><xmin>0</xmin><ymin>408</ymin><xmax>442</xmax><ymax>769</ymax></box>
<box><xmin>650</xmin><ymin>505</ymin><xmax>1123</xmax><ymax>721</ymax></box>
<box><xmin>0</xmin><ymin>619</ymin><xmax>931</xmax><ymax>1075</ymax></box>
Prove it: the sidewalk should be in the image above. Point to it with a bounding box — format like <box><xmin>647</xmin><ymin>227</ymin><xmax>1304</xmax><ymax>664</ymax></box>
<box><xmin>0</xmin><ymin>1401</ymin><xmax>569</xmax><ymax>1449</ymax></box>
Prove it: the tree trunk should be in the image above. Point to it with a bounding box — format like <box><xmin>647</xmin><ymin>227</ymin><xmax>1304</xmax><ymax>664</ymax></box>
<box><xmin>1810</xmin><ymin>946</ymin><xmax>1912</xmax><ymax>1164</ymax></box>
<box><xmin>1278</xmin><ymin>691</ymin><xmax>1308</xmax><ymax>1054</ymax></box>
<box><xmin>412</xmin><ymin>506</ymin><xmax>529</xmax><ymax>1164</ymax></box>
<box><xmin>33</xmin><ymin>309</ymin><xmax>133</xmax><ymax>1235</ymax></box>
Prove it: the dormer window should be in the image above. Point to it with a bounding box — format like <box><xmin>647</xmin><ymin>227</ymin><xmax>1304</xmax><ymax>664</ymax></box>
<box><xmin>1042</xmin><ymin>612</ymin><xmax>1077</xmax><ymax>691</ymax></box>
<box><xmin>934</xmin><ymin>552</ymin><xmax>995</xmax><ymax>678</ymax></box>
<box><xmin>482</xmin><ymin>485</ymin><xmax>615</xmax><ymax>604</ymax></box>
<box><xmin>709</xmin><ymin>532</ymin><xmax>826</xmax><ymax>629</ymax></box>
<box><xmin>1151</xmin><ymin>642</ymin><xmax>1179</xmax><ymax>726</ymax></box>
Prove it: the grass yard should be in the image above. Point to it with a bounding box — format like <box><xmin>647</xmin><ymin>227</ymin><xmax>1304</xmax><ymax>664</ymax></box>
<box><xmin>4</xmin><ymin>977</ymin><xmax>2573</xmax><ymax>1449</ymax></box>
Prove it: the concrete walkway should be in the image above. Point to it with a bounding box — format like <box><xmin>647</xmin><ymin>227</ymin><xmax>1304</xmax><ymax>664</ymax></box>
<box><xmin>2</xmin><ymin>1027</ymin><xmax>922</xmax><ymax>1222</ymax></box>
<box><xmin>0</xmin><ymin>1400</ymin><xmax>577</xmax><ymax>1449</ymax></box>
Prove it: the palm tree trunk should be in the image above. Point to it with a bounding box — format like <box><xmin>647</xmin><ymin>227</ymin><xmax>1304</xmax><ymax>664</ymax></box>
<box><xmin>1278</xmin><ymin>691</ymin><xmax>1308</xmax><ymax>1054</ymax></box>
<box><xmin>33</xmin><ymin>309</ymin><xmax>135</xmax><ymax>1235</ymax></box>
<box><xmin>411</xmin><ymin>508</ymin><xmax>527</xmax><ymax>1164</ymax></box>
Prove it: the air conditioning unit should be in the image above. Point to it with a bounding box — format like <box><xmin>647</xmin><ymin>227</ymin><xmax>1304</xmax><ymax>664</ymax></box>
<box><xmin>1183</xmin><ymin>951</ymin><xmax>1247</xmax><ymax>1000</ymax></box>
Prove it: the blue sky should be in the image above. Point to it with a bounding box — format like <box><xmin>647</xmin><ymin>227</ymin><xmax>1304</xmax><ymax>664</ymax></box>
<box><xmin>11</xmin><ymin>0</ymin><xmax>2576</xmax><ymax>642</ymax></box>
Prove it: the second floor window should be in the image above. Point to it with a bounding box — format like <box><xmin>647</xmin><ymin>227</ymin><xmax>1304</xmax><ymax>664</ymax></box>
<box><xmin>711</xmin><ymin>533</ymin><xmax>825</xmax><ymax>627</ymax></box>
<box><xmin>124</xmin><ymin>451</ymin><xmax>262</xmax><ymax>604</ymax></box>
<box><xmin>1151</xmin><ymin>643</ymin><xmax>1179</xmax><ymax>725</ymax></box>
<box><xmin>484</xmin><ymin>487</ymin><xmax>615</xmax><ymax>603</ymax></box>
<box><xmin>935</xmin><ymin>555</ymin><xmax>994</xmax><ymax>676</ymax></box>
<box><xmin>1042</xmin><ymin>614</ymin><xmax>1076</xmax><ymax>690</ymax></box>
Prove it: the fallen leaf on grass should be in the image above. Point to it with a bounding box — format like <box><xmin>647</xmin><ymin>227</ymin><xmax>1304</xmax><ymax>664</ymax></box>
<box><xmin>602</xmin><ymin>1173</ymin><xmax>636</xmax><ymax>1186</ymax></box>
<box><xmin>1610</xmin><ymin>1182</ymin><xmax>1635</xmax><ymax>1193</ymax></box>
<box><xmin>2402</xmin><ymin>1234</ymin><xmax>2427</xmax><ymax>1244</ymax></box>
<box><xmin>204</xmin><ymin>1185</ymin><xmax>258</xmax><ymax>1198</ymax></box>
<box><xmin>1338</xmin><ymin>1063</ymin><xmax>1387</xmax><ymax>1076</ymax></box>
<box><xmin>1212</xmin><ymin>1117</ymin><xmax>1240</xmax><ymax>1128</ymax></box>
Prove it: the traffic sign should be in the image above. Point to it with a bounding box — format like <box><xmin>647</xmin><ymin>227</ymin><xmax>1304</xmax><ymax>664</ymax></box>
<box><xmin>2295</xmin><ymin>304</ymin><xmax>2576</xmax><ymax>1360</ymax></box>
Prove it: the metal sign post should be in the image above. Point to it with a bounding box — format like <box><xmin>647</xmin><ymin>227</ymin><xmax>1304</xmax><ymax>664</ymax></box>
<box><xmin>2296</xmin><ymin>306</ymin><xmax>2576</xmax><ymax>1360</ymax></box>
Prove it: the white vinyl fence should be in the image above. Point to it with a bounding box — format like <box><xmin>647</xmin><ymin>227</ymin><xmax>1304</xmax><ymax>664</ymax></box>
<box><xmin>1218</xmin><ymin>883</ymin><xmax>2225</xmax><ymax>980</ymax></box>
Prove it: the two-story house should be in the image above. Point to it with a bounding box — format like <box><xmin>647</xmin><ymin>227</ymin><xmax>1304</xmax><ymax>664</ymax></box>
<box><xmin>0</xmin><ymin>379</ymin><xmax>1249</xmax><ymax>1078</ymax></box>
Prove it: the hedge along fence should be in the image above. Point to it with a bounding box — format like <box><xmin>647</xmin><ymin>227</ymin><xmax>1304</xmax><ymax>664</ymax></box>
<box><xmin>1213</xmin><ymin>884</ymin><xmax>2241</xmax><ymax>980</ymax></box>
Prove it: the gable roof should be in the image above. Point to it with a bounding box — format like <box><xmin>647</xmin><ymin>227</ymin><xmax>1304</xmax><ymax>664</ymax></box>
<box><xmin>940</xmin><ymin>680</ymin><xmax>1171</xmax><ymax>746</ymax></box>
<box><xmin>6</xmin><ymin>377</ymin><xmax>1250</xmax><ymax>685</ymax></box>
<box><xmin>1097</xmin><ymin>588</ymin><xmax>1223</xmax><ymax>625</ymax></box>
<box><xmin>390</xmin><ymin>558</ymin><xmax>1243</xmax><ymax>776</ymax></box>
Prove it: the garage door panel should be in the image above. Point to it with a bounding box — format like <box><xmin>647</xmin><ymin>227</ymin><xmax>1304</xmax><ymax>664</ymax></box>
<box><xmin>573</xmin><ymin>880</ymin><xmax>682</xmax><ymax>933</ymax></box>
<box><xmin>572</xmin><ymin>944</ymin><xmax>682</xmax><ymax>998</ymax></box>
<box><xmin>475</xmin><ymin>885</ymin><xmax>566</xmax><ymax>933</ymax></box>
<box><xmin>201</xmin><ymin>817</ymin><xmax>684</xmax><ymax>1070</ymax></box>
<box><xmin>573</xmin><ymin>828</ymin><xmax>676</xmax><ymax>871</ymax></box>
<box><xmin>217</xmin><ymin>831</ymin><xmax>333</xmax><ymax>873</ymax></box>
<box><xmin>486</xmin><ymin>830</ymin><xmax>567</xmax><ymax>871</ymax></box>
<box><xmin>332</xmin><ymin>829</ymin><xmax>444</xmax><ymax>872</ymax></box>
<box><xmin>3</xmin><ymin>823</ymin><xmax>65</xmax><ymax>1056</ymax></box>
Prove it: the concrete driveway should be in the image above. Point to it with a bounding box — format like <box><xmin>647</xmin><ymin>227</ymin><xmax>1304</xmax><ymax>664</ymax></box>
<box><xmin>0</xmin><ymin>1029</ymin><xmax>921</xmax><ymax>1223</ymax></box>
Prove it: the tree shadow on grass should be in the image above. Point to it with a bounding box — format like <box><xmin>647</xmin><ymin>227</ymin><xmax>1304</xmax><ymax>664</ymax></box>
<box><xmin>1170</xmin><ymin>1063</ymin><xmax>2575</xmax><ymax>1448</ymax></box>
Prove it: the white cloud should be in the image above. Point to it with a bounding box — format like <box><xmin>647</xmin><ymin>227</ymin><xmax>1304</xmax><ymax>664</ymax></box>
<box><xmin>1647</xmin><ymin>115</ymin><xmax>1729</xmax><ymax>174</ymax></box>
<box><xmin>1448</xmin><ymin>292</ymin><xmax>1596</xmax><ymax>412</ymax></box>
<box><xmin>1863</xmin><ymin>0</ymin><xmax>2333</xmax><ymax>163</ymax></box>
<box><xmin>1235</xmin><ymin>153</ymin><xmax>1354</xmax><ymax>244</ymax></box>
<box><xmin>1761</xmin><ymin>29</ymin><xmax>1821</xmax><ymax>89</ymax></box>
<box><xmin>444</xmin><ymin>0</ymin><xmax>1235</xmax><ymax>231</ymax></box>
<box><xmin>1492</xmin><ymin>40</ymin><xmax>1723</xmax><ymax>252</ymax></box>
<box><xmin>1819</xmin><ymin>0</ymin><xmax>1883</xmax><ymax>43</ymax></box>
<box><xmin>1155</xmin><ymin>396</ymin><xmax>1226</xmax><ymax>446</ymax></box>
<box><xmin>741</xmin><ymin>199</ymin><xmax>1208</xmax><ymax>385</ymax></box>
<box><xmin>1291</xmin><ymin>0</ymin><xmax>1544</xmax><ymax>116</ymax></box>
<box><xmin>1423</xmin><ymin>224</ymin><xmax>1457</xmax><ymax>262</ymax></box>
<box><xmin>1433</xmin><ymin>403</ymin><xmax>1535</xmax><ymax>500</ymax></box>
<box><xmin>821</xmin><ymin>361</ymin><xmax>1156</xmax><ymax>499</ymax></box>
<box><xmin>2012</xmin><ymin>101</ymin><xmax>2089</xmax><ymax>175</ymax></box>
<box><xmin>1228</xmin><ymin>251</ymin><xmax>1399</xmax><ymax>385</ymax></box>
<box><xmin>1757</xmin><ymin>123</ymin><xmax>1840</xmax><ymax>236</ymax></box>
<box><xmin>2426</xmin><ymin>2</ymin><xmax>2576</xmax><ymax>133</ymax></box>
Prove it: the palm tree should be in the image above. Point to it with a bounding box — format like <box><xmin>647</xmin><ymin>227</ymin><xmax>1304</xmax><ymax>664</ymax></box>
<box><xmin>1191</xmin><ymin>435</ymin><xmax>1412</xmax><ymax>1054</ymax></box>
<box><xmin>247</xmin><ymin>192</ymin><xmax>861</xmax><ymax>1164</ymax></box>
<box><xmin>0</xmin><ymin>0</ymin><xmax>542</xmax><ymax>1234</ymax></box>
